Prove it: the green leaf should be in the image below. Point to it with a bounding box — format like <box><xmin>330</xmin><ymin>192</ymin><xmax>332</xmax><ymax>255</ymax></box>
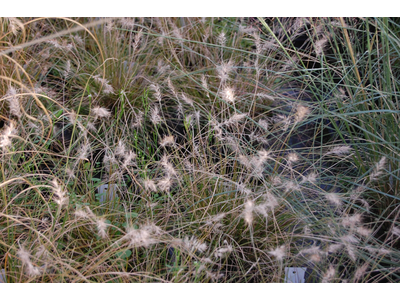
<box><xmin>127</xmin><ymin>212</ymin><xmax>138</xmax><ymax>219</ymax></box>
<box><xmin>115</xmin><ymin>249</ymin><xmax>132</xmax><ymax>260</ymax></box>
<box><xmin>55</xmin><ymin>109</ymin><xmax>64</xmax><ymax>118</ymax></box>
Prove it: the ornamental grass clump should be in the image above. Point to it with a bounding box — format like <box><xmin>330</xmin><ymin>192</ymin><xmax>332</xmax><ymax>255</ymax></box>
<box><xmin>0</xmin><ymin>17</ymin><xmax>399</xmax><ymax>283</ymax></box>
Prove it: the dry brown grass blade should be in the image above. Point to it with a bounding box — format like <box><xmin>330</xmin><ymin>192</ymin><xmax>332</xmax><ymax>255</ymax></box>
<box><xmin>0</xmin><ymin>18</ymin><xmax>109</xmax><ymax>56</ymax></box>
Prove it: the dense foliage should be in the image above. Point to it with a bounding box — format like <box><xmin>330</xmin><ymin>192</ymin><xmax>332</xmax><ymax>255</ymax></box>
<box><xmin>0</xmin><ymin>17</ymin><xmax>399</xmax><ymax>282</ymax></box>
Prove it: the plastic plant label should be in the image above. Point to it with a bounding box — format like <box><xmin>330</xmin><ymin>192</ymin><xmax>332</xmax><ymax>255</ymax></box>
<box><xmin>0</xmin><ymin>269</ymin><xmax>6</xmax><ymax>283</ymax></box>
<box><xmin>97</xmin><ymin>184</ymin><xmax>118</xmax><ymax>203</ymax></box>
<box><xmin>284</xmin><ymin>267</ymin><xmax>307</xmax><ymax>283</ymax></box>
